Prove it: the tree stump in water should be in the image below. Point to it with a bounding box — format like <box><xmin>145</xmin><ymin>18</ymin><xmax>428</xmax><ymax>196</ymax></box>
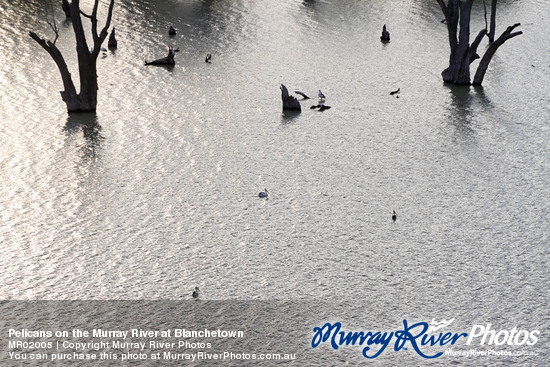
<box><xmin>280</xmin><ymin>84</ymin><xmax>301</xmax><ymax>111</ymax></box>
<box><xmin>108</xmin><ymin>27</ymin><xmax>117</xmax><ymax>48</ymax></box>
<box><xmin>145</xmin><ymin>47</ymin><xmax>176</xmax><ymax>66</ymax></box>
<box><xmin>380</xmin><ymin>24</ymin><xmax>390</xmax><ymax>41</ymax></box>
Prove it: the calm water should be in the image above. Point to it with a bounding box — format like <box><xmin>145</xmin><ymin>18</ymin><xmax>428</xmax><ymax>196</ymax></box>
<box><xmin>0</xmin><ymin>0</ymin><xmax>549</xmax><ymax>363</ymax></box>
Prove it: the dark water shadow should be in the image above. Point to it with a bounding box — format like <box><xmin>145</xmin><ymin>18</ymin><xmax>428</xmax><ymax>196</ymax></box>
<box><xmin>62</xmin><ymin>18</ymin><xmax>72</xmax><ymax>29</ymax></box>
<box><xmin>64</xmin><ymin>112</ymin><xmax>104</xmax><ymax>163</ymax></box>
<box><xmin>445</xmin><ymin>83</ymin><xmax>474</xmax><ymax>128</ymax></box>
<box><xmin>145</xmin><ymin>64</ymin><xmax>175</xmax><ymax>72</ymax></box>
<box><xmin>443</xmin><ymin>82</ymin><xmax>495</xmax><ymax>150</ymax></box>
<box><xmin>281</xmin><ymin>109</ymin><xmax>301</xmax><ymax>123</ymax></box>
<box><xmin>445</xmin><ymin>83</ymin><xmax>494</xmax><ymax>129</ymax></box>
<box><xmin>472</xmin><ymin>85</ymin><xmax>494</xmax><ymax>111</ymax></box>
<box><xmin>442</xmin><ymin>83</ymin><xmax>479</xmax><ymax>149</ymax></box>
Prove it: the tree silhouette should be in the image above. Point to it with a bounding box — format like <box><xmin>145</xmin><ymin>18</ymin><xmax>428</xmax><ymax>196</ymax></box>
<box><xmin>437</xmin><ymin>0</ymin><xmax>522</xmax><ymax>85</ymax></box>
<box><xmin>29</xmin><ymin>0</ymin><xmax>115</xmax><ymax>112</ymax></box>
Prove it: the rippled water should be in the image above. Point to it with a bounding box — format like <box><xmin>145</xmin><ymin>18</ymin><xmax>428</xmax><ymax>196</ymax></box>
<box><xmin>1</xmin><ymin>0</ymin><xmax>549</xmax><ymax>343</ymax></box>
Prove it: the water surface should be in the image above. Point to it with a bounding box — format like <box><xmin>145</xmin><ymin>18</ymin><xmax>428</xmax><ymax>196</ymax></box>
<box><xmin>1</xmin><ymin>2</ymin><xmax>548</xmax><ymax>354</ymax></box>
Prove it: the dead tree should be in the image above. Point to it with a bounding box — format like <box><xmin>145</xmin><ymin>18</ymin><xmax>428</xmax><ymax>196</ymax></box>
<box><xmin>437</xmin><ymin>0</ymin><xmax>522</xmax><ymax>85</ymax></box>
<box><xmin>280</xmin><ymin>84</ymin><xmax>301</xmax><ymax>111</ymax></box>
<box><xmin>29</xmin><ymin>0</ymin><xmax>115</xmax><ymax>112</ymax></box>
<box><xmin>380</xmin><ymin>24</ymin><xmax>390</xmax><ymax>41</ymax></box>
<box><xmin>145</xmin><ymin>47</ymin><xmax>176</xmax><ymax>66</ymax></box>
<box><xmin>108</xmin><ymin>27</ymin><xmax>117</xmax><ymax>48</ymax></box>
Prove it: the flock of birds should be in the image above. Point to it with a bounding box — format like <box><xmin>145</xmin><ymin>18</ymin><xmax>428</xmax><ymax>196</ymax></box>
<box><xmin>162</xmin><ymin>25</ymin><xmax>401</xmax><ymax>300</ymax></box>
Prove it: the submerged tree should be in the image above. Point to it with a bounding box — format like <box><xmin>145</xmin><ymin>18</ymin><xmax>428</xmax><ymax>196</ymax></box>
<box><xmin>437</xmin><ymin>0</ymin><xmax>522</xmax><ymax>85</ymax></box>
<box><xmin>29</xmin><ymin>0</ymin><xmax>115</xmax><ymax>112</ymax></box>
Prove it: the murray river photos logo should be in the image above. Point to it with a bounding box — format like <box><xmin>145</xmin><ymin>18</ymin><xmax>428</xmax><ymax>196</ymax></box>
<box><xmin>311</xmin><ymin>319</ymin><xmax>540</xmax><ymax>359</ymax></box>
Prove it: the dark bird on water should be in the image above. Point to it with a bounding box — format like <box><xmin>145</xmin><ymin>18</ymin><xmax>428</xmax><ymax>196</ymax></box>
<box><xmin>205</xmin><ymin>53</ymin><xmax>212</xmax><ymax>63</ymax></box>
<box><xmin>390</xmin><ymin>88</ymin><xmax>400</xmax><ymax>95</ymax></box>
<box><xmin>192</xmin><ymin>287</ymin><xmax>200</xmax><ymax>298</ymax></box>
<box><xmin>169</xmin><ymin>26</ymin><xmax>176</xmax><ymax>36</ymax></box>
<box><xmin>259</xmin><ymin>189</ymin><xmax>269</xmax><ymax>198</ymax></box>
<box><xmin>392</xmin><ymin>210</ymin><xmax>397</xmax><ymax>221</ymax></box>
<box><xmin>294</xmin><ymin>91</ymin><xmax>310</xmax><ymax>99</ymax></box>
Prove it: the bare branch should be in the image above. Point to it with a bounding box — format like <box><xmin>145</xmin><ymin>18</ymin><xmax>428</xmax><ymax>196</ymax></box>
<box><xmin>473</xmin><ymin>22</ymin><xmax>522</xmax><ymax>85</ymax></box>
<box><xmin>29</xmin><ymin>31</ymin><xmax>78</xmax><ymax>103</ymax></box>
<box><xmin>91</xmin><ymin>0</ymin><xmax>100</xmax><ymax>43</ymax></box>
<box><xmin>488</xmin><ymin>0</ymin><xmax>497</xmax><ymax>43</ymax></box>
<box><xmin>80</xmin><ymin>10</ymin><xmax>93</xmax><ymax>19</ymax></box>
<box><xmin>469</xmin><ymin>28</ymin><xmax>487</xmax><ymax>64</ymax></box>
<box><xmin>45</xmin><ymin>1</ymin><xmax>59</xmax><ymax>45</ymax></box>
<box><xmin>98</xmin><ymin>0</ymin><xmax>116</xmax><ymax>44</ymax></box>
<box><xmin>495</xmin><ymin>23</ymin><xmax>522</xmax><ymax>45</ymax></box>
<box><xmin>436</xmin><ymin>0</ymin><xmax>447</xmax><ymax>15</ymax></box>
<box><xmin>482</xmin><ymin>0</ymin><xmax>488</xmax><ymax>31</ymax></box>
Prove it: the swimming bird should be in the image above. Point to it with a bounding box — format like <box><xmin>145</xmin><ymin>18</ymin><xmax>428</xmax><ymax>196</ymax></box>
<box><xmin>295</xmin><ymin>91</ymin><xmax>310</xmax><ymax>99</ymax></box>
<box><xmin>258</xmin><ymin>189</ymin><xmax>268</xmax><ymax>198</ymax></box>
<box><xmin>192</xmin><ymin>287</ymin><xmax>200</xmax><ymax>298</ymax></box>
<box><xmin>390</xmin><ymin>88</ymin><xmax>400</xmax><ymax>95</ymax></box>
<box><xmin>392</xmin><ymin>210</ymin><xmax>397</xmax><ymax>221</ymax></box>
<box><xmin>318</xmin><ymin>90</ymin><xmax>326</xmax><ymax>100</ymax></box>
<box><xmin>205</xmin><ymin>53</ymin><xmax>212</xmax><ymax>63</ymax></box>
<box><xmin>169</xmin><ymin>26</ymin><xmax>176</xmax><ymax>36</ymax></box>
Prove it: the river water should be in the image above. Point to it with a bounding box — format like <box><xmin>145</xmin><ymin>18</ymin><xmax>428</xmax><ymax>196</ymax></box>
<box><xmin>0</xmin><ymin>0</ymin><xmax>549</xmax><ymax>365</ymax></box>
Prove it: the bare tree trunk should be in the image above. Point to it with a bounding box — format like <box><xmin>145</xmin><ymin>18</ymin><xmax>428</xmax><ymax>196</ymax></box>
<box><xmin>28</xmin><ymin>32</ymin><xmax>80</xmax><ymax>110</ymax></box>
<box><xmin>62</xmin><ymin>0</ymin><xmax>71</xmax><ymax>17</ymax></box>
<box><xmin>438</xmin><ymin>0</ymin><xmax>476</xmax><ymax>84</ymax></box>
<box><xmin>473</xmin><ymin>23</ymin><xmax>522</xmax><ymax>85</ymax></box>
<box><xmin>437</xmin><ymin>0</ymin><xmax>520</xmax><ymax>86</ymax></box>
<box><xmin>453</xmin><ymin>0</ymin><xmax>475</xmax><ymax>84</ymax></box>
<box><xmin>488</xmin><ymin>0</ymin><xmax>497</xmax><ymax>43</ymax></box>
<box><xmin>29</xmin><ymin>0</ymin><xmax>115</xmax><ymax>112</ymax></box>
